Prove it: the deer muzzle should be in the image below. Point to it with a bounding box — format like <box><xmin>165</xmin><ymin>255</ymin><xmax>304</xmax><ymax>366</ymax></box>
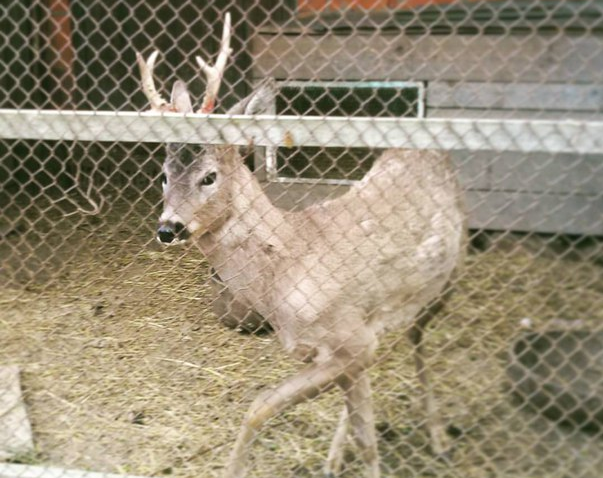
<box><xmin>157</xmin><ymin>221</ymin><xmax>190</xmax><ymax>245</ymax></box>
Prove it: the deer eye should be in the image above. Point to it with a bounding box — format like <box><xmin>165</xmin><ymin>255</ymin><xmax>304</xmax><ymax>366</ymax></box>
<box><xmin>199</xmin><ymin>172</ymin><xmax>217</xmax><ymax>187</ymax></box>
<box><xmin>160</xmin><ymin>173</ymin><xmax>167</xmax><ymax>188</ymax></box>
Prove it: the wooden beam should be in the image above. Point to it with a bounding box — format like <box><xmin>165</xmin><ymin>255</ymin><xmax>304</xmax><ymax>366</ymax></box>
<box><xmin>428</xmin><ymin>108</ymin><xmax>602</xmax><ymax>121</ymax></box>
<box><xmin>251</xmin><ymin>33</ymin><xmax>603</xmax><ymax>83</ymax></box>
<box><xmin>263</xmin><ymin>182</ymin><xmax>603</xmax><ymax>235</ymax></box>
<box><xmin>1</xmin><ymin>110</ymin><xmax>603</xmax><ymax>154</ymax></box>
<box><xmin>489</xmin><ymin>151</ymin><xmax>603</xmax><ymax>196</ymax></box>
<box><xmin>466</xmin><ymin>190</ymin><xmax>603</xmax><ymax>235</ymax></box>
<box><xmin>264</xmin><ymin>148</ymin><xmax>601</xmax><ymax>195</ymax></box>
<box><xmin>452</xmin><ymin>149</ymin><xmax>603</xmax><ymax>195</ymax></box>
<box><xmin>428</xmin><ymin>82</ymin><xmax>603</xmax><ymax>111</ymax></box>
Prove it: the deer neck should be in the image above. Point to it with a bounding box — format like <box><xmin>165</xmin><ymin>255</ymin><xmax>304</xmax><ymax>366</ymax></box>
<box><xmin>195</xmin><ymin>162</ymin><xmax>294</xmax><ymax>289</ymax></box>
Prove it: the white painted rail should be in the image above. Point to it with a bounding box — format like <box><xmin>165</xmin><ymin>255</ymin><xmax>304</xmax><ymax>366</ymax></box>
<box><xmin>1</xmin><ymin>110</ymin><xmax>603</xmax><ymax>154</ymax></box>
<box><xmin>0</xmin><ymin>464</ymin><xmax>150</xmax><ymax>478</ymax></box>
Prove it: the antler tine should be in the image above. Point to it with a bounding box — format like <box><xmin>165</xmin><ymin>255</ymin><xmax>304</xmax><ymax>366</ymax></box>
<box><xmin>195</xmin><ymin>11</ymin><xmax>233</xmax><ymax>113</ymax></box>
<box><xmin>136</xmin><ymin>50</ymin><xmax>171</xmax><ymax>112</ymax></box>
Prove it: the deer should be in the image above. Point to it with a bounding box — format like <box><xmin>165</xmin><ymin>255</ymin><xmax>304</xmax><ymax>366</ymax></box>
<box><xmin>136</xmin><ymin>12</ymin><xmax>466</xmax><ymax>478</ymax></box>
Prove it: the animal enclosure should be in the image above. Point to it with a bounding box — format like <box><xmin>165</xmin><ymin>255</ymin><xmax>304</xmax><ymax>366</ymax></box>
<box><xmin>1</xmin><ymin>1</ymin><xmax>603</xmax><ymax>477</ymax></box>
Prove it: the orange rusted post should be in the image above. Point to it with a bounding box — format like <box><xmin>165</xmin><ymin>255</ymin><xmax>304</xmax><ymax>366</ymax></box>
<box><xmin>44</xmin><ymin>0</ymin><xmax>75</xmax><ymax>108</ymax></box>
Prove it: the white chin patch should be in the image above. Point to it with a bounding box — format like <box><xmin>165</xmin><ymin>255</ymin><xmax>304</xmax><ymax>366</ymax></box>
<box><xmin>156</xmin><ymin>236</ymin><xmax>189</xmax><ymax>246</ymax></box>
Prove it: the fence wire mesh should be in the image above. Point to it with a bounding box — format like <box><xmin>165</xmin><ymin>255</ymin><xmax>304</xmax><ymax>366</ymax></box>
<box><xmin>1</xmin><ymin>1</ymin><xmax>603</xmax><ymax>478</ymax></box>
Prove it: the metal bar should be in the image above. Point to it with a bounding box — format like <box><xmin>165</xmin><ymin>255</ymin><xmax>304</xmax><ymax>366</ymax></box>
<box><xmin>1</xmin><ymin>110</ymin><xmax>603</xmax><ymax>154</ymax></box>
<box><xmin>0</xmin><ymin>464</ymin><xmax>150</xmax><ymax>478</ymax></box>
<box><xmin>270</xmin><ymin>176</ymin><xmax>357</xmax><ymax>186</ymax></box>
<box><xmin>278</xmin><ymin>80</ymin><xmax>423</xmax><ymax>89</ymax></box>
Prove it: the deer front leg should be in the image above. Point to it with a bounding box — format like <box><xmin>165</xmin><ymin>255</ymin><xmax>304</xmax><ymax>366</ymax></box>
<box><xmin>224</xmin><ymin>360</ymin><xmax>345</xmax><ymax>478</ymax></box>
<box><xmin>324</xmin><ymin>405</ymin><xmax>349</xmax><ymax>477</ymax></box>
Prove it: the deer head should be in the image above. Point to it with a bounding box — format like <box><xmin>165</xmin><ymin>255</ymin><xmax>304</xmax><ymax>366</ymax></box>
<box><xmin>136</xmin><ymin>12</ymin><xmax>277</xmax><ymax>245</ymax></box>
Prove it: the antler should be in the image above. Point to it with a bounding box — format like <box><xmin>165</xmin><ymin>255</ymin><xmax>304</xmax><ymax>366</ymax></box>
<box><xmin>136</xmin><ymin>11</ymin><xmax>232</xmax><ymax>114</ymax></box>
<box><xmin>136</xmin><ymin>50</ymin><xmax>173</xmax><ymax>112</ymax></box>
<box><xmin>195</xmin><ymin>12</ymin><xmax>233</xmax><ymax>113</ymax></box>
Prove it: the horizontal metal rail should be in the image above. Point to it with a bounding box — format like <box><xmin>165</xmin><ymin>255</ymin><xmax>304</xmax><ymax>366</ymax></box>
<box><xmin>1</xmin><ymin>110</ymin><xmax>603</xmax><ymax>154</ymax></box>
<box><xmin>0</xmin><ymin>464</ymin><xmax>150</xmax><ymax>478</ymax></box>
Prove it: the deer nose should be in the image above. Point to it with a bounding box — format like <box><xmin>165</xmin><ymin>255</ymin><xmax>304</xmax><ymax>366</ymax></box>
<box><xmin>157</xmin><ymin>222</ymin><xmax>189</xmax><ymax>244</ymax></box>
<box><xmin>157</xmin><ymin>225</ymin><xmax>175</xmax><ymax>243</ymax></box>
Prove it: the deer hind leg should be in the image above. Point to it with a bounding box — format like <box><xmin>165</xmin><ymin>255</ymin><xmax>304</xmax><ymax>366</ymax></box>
<box><xmin>409</xmin><ymin>304</ymin><xmax>451</xmax><ymax>457</ymax></box>
<box><xmin>224</xmin><ymin>360</ymin><xmax>345</xmax><ymax>478</ymax></box>
<box><xmin>340</xmin><ymin>371</ymin><xmax>380</xmax><ymax>478</ymax></box>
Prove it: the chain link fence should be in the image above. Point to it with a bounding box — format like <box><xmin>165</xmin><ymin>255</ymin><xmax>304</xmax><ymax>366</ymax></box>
<box><xmin>1</xmin><ymin>1</ymin><xmax>603</xmax><ymax>477</ymax></box>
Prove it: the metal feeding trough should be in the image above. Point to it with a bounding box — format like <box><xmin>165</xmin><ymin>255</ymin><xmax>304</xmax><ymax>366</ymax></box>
<box><xmin>209</xmin><ymin>268</ymin><xmax>271</xmax><ymax>334</ymax></box>
<box><xmin>507</xmin><ymin>330</ymin><xmax>603</xmax><ymax>431</ymax></box>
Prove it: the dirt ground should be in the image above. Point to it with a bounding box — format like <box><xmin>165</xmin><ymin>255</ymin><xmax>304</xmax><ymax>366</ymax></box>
<box><xmin>1</xmin><ymin>195</ymin><xmax>602</xmax><ymax>478</ymax></box>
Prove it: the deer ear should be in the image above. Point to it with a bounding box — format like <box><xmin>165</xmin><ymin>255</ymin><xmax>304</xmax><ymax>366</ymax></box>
<box><xmin>227</xmin><ymin>78</ymin><xmax>277</xmax><ymax>115</ymax></box>
<box><xmin>171</xmin><ymin>80</ymin><xmax>193</xmax><ymax>113</ymax></box>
